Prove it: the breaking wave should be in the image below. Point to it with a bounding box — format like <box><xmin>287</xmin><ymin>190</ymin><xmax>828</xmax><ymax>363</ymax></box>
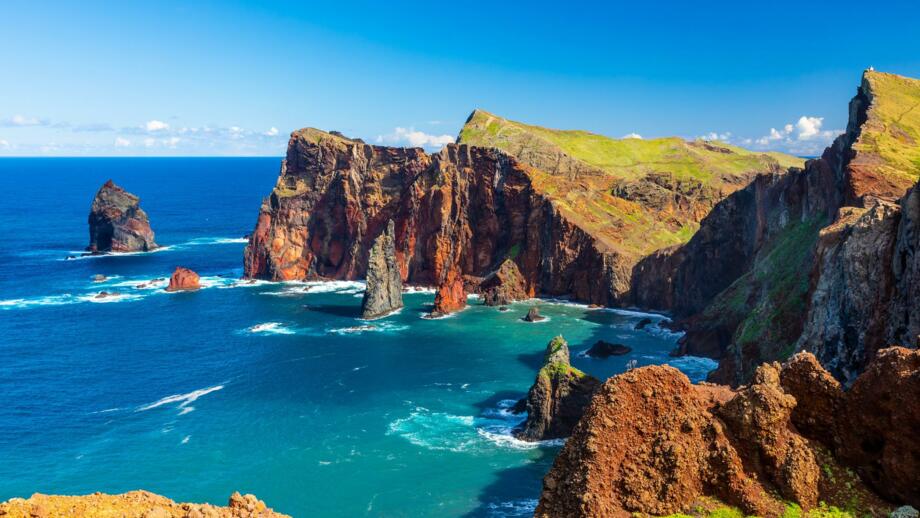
<box><xmin>136</xmin><ymin>384</ymin><xmax>224</xmax><ymax>414</ymax></box>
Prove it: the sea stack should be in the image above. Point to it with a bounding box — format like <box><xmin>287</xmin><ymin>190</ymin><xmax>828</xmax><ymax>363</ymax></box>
<box><xmin>480</xmin><ymin>258</ymin><xmax>530</xmax><ymax>306</ymax></box>
<box><xmin>514</xmin><ymin>336</ymin><xmax>601</xmax><ymax>441</ymax></box>
<box><xmin>165</xmin><ymin>267</ymin><xmax>200</xmax><ymax>292</ymax></box>
<box><xmin>87</xmin><ymin>180</ymin><xmax>157</xmax><ymax>253</ymax></box>
<box><xmin>361</xmin><ymin>220</ymin><xmax>403</xmax><ymax>319</ymax></box>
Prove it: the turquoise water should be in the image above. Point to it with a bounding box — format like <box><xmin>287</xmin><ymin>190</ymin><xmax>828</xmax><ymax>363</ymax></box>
<box><xmin>0</xmin><ymin>158</ymin><xmax>715</xmax><ymax>517</ymax></box>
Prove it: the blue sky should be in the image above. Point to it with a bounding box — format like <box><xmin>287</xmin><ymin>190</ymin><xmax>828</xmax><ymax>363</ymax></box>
<box><xmin>1</xmin><ymin>0</ymin><xmax>919</xmax><ymax>156</ymax></box>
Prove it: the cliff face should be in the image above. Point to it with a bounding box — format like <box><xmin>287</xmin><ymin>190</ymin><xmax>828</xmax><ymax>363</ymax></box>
<box><xmin>87</xmin><ymin>180</ymin><xmax>158</xmax><ymax>253</ymax></box>
<box><xmin>0</xmin><ymin>490</ymin><xmax>289</xmax><ymax>518</ymax></box>
<box><xmin>243</xmin><ymin>129</ymin><xmax>627</xmax><ymax>312</ymax></box>
<box><xmin>631</xmin><ymin>70</ymin><xmax>920</xmax><ymax>385</ymax></box>
<box><xmin>514</xmin><ymin>336</ymin><xmax>601</xmax><ymax>441</ymax></box>
<box><xmin>360</xmin><ymin>220</ymin><xmax>403</xmax><ymax>319</ymax></box>
<box><xmin>536</xmin><ymin>349</ymin><xmax>912</xmax><ymax>518</ymax></box>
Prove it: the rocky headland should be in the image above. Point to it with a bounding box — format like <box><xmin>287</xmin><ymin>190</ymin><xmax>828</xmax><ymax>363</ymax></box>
<box><xmin>242</xmin><ymin>113</ymin><xmax>799</xmax><ymax>315</ymax></box>
<box><xmin>87</xmin><ymin>180</ymin><xmax>158</xmax><ymax>253</ymax></box>
<box><xmin>0</xmin><ymin>490</ymin><xmax>288</xmax><ymax>518</ymax></box>
<box><xmin>513</xmin><ymin>336</ymin><xmax>601</xmax><ymax>441</ymax></box>
<box><xmin>535</xmin><ymin>347</ymin><xmax>918</xmax><ymax>517</ymax></box>
<box><xmin>632</xmin><ymin>70</ymin><xmax>920</xmax><ymax>386</ymax></box>
<box><xmin>360</xmin><ymin>220</ymin><xmax>403</xmax><ymax>319</ymax></box>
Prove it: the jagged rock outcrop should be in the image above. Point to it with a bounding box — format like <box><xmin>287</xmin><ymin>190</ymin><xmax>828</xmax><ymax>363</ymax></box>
<box><xmin>514</xmin><ymin>336</ymin><xmax>601</xmax><ymax>441</ymax></box>
<box><xmin>243</xmin><ymin>129</ymin><xmax>627</xmax><ymax>314</ymax></box>
<box><xmin>0</xmin><ymin>490</ymin><xmax>288</xmax><ymax>517</ymax></box>
<box><xmin>360</xmin><ymin>220</ymin><xmax>403</xmax><ymax>319</ymax></box>
<box><xmin>522</xmin><ymin>306</ymin><xmax>546</xmax><ymax>322</ymax></box>
<box><xmin>165</xmin><ymin>267</ymin><xmax>200</xmax><ymax>292</ymax></box>
<box><xmin>536</xmin><ymin>351</ymin><xmax>901</xmax><ymax>518</ymax></box>
<box><xmin>87</xmin><ymin>180</ymin><xmax>158</xmax><ymax>253</ymax></box>
<box><xmin>479</xmin><ymin>258</ymin><xmax>530</xmax><ymax>306</ymax></box>
<box><xmin>631</xmin><ymin>70</ymin><xmax>920</xmax><ymax>385</ymax></box>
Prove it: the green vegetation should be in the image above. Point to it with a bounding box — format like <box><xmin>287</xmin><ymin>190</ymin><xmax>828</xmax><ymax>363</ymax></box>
<box><xmin>655</xmin><ymin>501</ymin><xmax>855</xmax><ymax>518</ymax></box>
<box><xmin>458</xmin><ymin>109</ymin><xmax>804</xmax><ymax>255</ymax></box>
<box><xmin>855</xmin><ymin>71</ymin><xmax>920</xmax><ymax>185</ymax></box>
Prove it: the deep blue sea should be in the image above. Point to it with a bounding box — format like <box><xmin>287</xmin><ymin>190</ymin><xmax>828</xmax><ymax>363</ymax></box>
<box><xmin>0</xmin><ymin>158</ymin><xmax>716</xmax><ymax>517</ymax></box>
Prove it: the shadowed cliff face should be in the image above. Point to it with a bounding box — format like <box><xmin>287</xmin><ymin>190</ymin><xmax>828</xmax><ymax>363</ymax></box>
<box><xmin>630</xmin><ymin>70</ymin><xmax>920</xmax><ymax>385</ymax></box>
<box><xmin>87</xmin><ymin>179</ymin><xmax>158</xmax><ymax>253</ymax></box>
<box><xmin>244</xmin><ymin>129</ymin><xmax>627</xmax><ymax>313</ymax></box>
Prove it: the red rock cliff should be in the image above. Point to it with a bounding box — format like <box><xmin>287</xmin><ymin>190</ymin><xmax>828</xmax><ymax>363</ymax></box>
<box><xmin>244</xmin><ymin>129</ymin><xmax>627</xmax><ymax>313</ymax></box>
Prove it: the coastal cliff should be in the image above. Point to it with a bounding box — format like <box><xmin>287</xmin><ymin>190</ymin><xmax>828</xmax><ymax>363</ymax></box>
<box><xmin>244</xmin><ymin>115</ymin><xmax>799</xmax><ymax>314</ymax></box>
<box><xmin>535</xmin><ymin>348</ymin><xmax>917</xmax><ymax>517</ymax></box>
<box><xmin>87</xmin><ymin>180</ymin><xmax>158</xmax><ymax>253</ymax></box>
<box><xmin>632</xmin><ymin>70</ymin><xmax>920</xmax><ymax>385</ymax></box>
<box><xmin>244</xmin><ymin>129</ymin><xmax>628</xmax><ymax>313</ymax></box>
<box><xmin>0</xmin><ymin>490</ymin><xmax>288</xmax><ymax>518</ymax></box>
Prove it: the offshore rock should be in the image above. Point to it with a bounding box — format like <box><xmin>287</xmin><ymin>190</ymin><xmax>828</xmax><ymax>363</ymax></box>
<box><xmin>165</xmin><ymin>267</ymin><xmax>200</xmax><ymax>292</ymax></box>
<box><xmin>515</xmin><ymin>336</ymin><xmax>601</xmax><ymax>441</ymax></box>
<box><xmin>360</xmin><ymin>220</ymin><xmax>403</xmax><ymax>319</ymax></box>
<box><xmin>87</xmin><ymin>180</ymin><xmax>158</xmax><ymax>253</ymax></box>
<box><xmin>479</xmin><ymin>258</ymin><xmax>530</xmax><ymax>306</ymax></box>
<box><xmin>0</xmin><ymin>490</ymin><xmax>289</xmax><ymax>517</ymax></box>
<box><xmin>535</xmin><ymin>353</ymin><xmax>895</xmax><ymax>517</ymax></box>
<box><xmin>522</xmin><ymin>306</ymin><xmax>545</xmax><ymax>322</ymax></box>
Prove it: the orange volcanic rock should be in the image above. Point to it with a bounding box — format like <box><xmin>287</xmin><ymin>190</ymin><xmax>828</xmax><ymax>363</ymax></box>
<box><xmin>0</xmin><ymin>490</ymin><xmax>289</xmax><ymax>518</ymax></box>
<box><xmin>165</xmin><ymin>267</ymin><xmax>200</xmax><ymax>292</ymax></box>
<box><xmin>535</xmin><ymin>352</ymin><xmax>895</xmax><ymax>517</ymax></box>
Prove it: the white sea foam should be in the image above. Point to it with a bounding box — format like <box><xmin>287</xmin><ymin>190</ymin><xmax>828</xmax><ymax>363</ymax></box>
<box><xmin>327</xmin><ymin>322</ymin><xmax>408</xmax><ymax>335</ymax></box>
<box><xmin>667</xmin><ymin>356</ymin><xmax>719</xmax><ymax>382</ymax></box>
<box><xmin>247</xmin><ymin>322</ymin><xmax>296</xmax><ymax>335</ymax></box>
<box><xmin>1</xmin><ymin>291</ymin><xmax>144</xmax><ymax>309</ymax></box>
<box><xmin>61</xmin><ymin>246</ymin><xmax>174</xmax><ymax>261</ymax></box>
<box><xmin>387</xmin><ymin>401</ymin><xmax>563</xmax><ymax>453</ymax></box>
<box><xmin>403</xmin><ymin>285</ymin><xmax>436</xmax><ymax>295</ymax></box>
<box><xmin>485</xmin><ymin>499</ymin><xmax>540</xmax><ymax>517</ymax></box>
<box><xmin>136</xmin><ymin>384</ymin><xmax>224</xmax><ymax>413</ymax></box>
<box><xmin>183</xmin><ymin>237</ymin><xmax>249</xmax><ymax>246</ymax></box>
<box><xmin>181</xmin><ymin>435</ymin><xmax>191</xmax><ymax>444</ymax></box>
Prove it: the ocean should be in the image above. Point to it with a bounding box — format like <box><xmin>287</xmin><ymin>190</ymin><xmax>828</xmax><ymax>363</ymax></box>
<box><xmin>0</xmin><ymin>158</ymin><xmax>716</xmax><ymax>517</ymax></box>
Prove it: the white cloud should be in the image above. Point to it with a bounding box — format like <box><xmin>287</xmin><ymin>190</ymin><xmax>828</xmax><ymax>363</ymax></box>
<box><xmin>750</xmin><ymin>115</ymin><xmax>842</xmax><ymax>154</ymax></box>
<box><xmin>165</xmin><ymin>137</ymin><xmax>181</xmax><ymax>148</ymax></box>
<box><xmin>264</xmin><ymin>127</ymin><xmax>279</xmax><ymax>137</ymax></box>
<box><xmin>144</xmin><ymin>137</ymin><xmax>156</xmax><ymax>147</ymax></box>
<box><xmin>145</xmin><ymin>120</ymin><xmax>169</xmax><ymax>132</ymax></box>
<box><xmin>795</xmin><ymin>116</ymin><xmax>825</xmax><ymax>140</ymax></box>
<box><xmin>376</xmin><ymin>127</ymin><xmax>455</xmax><ymax>149</ymax></box>
<box><xmin>622</xmin><ymin>133</ymin><xmax>643</xmax><ymax>139</ymax></box>
<box><xmin>114</xmin><ymin>137</ymin><xmax>131</xmax><ymax>147</ymax></box>
<box><xmin>0</xmin><ymin>139</ymin><xmax>9</xmax><ymax>148</ymax></box>
<box><xmin>2</xmin><ymin>114</ymin><xmax>49</xmax><ymax>127</ymax></box>
<box><xmin>699</xmin><ymin>131</ymin><xmax>732</xmax><ymax>142</ymax></box>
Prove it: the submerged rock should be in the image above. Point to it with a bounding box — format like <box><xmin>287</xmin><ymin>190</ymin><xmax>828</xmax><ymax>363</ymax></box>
<box><xmin>87</xmin><ymin>180</ymin><xmax>157</xmax><ymax>253</ymax></box>
<box><xmin>515</xmin><ymin>336</ymin><xmax>601</xmax><ymax>441</ymax></box>
<box><xmin>584</xmin><ymin>340</ymin><xmax>632</xmax><ymax>358</ymax></box>
<box><xmin>92</xmin><ymin>274</ymin><xmax>107</xmax><ymax>283</ymax></box>
<box><xmin>522</xmin><ymin>306</ymin><xmax>545</xmax><ymax>322</ymax></box>
<box><xmin>361</xmin><ymin>220</ymin><xmax>403</xmax><ymax>319</ymax></box>
<box><xmin>165</xmin><ymin>267</ymin><xmax>200</xmax><ymax>292</ymax></box>
<box><xmin>0</xmin><ymin>490</ymin><xmax>289</xmax><ymax>517</ymax></box>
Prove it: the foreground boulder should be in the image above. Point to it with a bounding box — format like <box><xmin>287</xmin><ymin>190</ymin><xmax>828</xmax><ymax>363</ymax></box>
<box><xmin>87</xmin><ymin>180</ymin><xmax>157</xmax><ymax>253</ymax></box>
<box><xmin>361</xmin><ymin>220</ymin><xmax>403</xmax><ymax>319</ymax></box>
<box><xmin>165</xmin><ymin>267</ymin><xmax>200</xmax><ymax>292</ymax></box>
<box><xmin>0</xmin><ymin>490</ymin><xmax>289</xmax><ymax>517</ymax></box>
<box><xmin>514</xmin><ymin>336</ymin><xmax>601</xmax><ymax>441</ymax></box>
<box><xmin>522</xmin><ymin>306</ymin><xmax>545</xmax><ymax>322</ymax></box>
<box><xmin>536</xmin><ymin>351</ymin><xmax>899</xmax><ymax>517</ymax></box>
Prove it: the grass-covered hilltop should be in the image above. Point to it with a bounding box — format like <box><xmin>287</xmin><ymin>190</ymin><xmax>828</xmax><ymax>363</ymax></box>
<box><xmin>458</xmin><ymin>109</ymin><xmax>804</xmax><ymax>255</ymax></box>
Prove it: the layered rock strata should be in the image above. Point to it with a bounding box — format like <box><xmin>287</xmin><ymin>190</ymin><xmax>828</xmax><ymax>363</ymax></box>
<box><xmin>360</xmin><ymin>220</ymin><xmax>403</xmax><ymax>319</ymax></box>
<box><xmin>87</xmin><ymin>180</ymin><xmax>158</xmax><ymax>253</ymax></box>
